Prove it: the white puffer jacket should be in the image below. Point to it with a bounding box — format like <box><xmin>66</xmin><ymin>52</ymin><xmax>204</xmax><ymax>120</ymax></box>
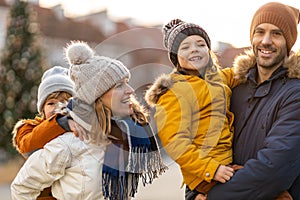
<box><xmin>11</xmin><ymin>132</ymin><xmax>106</xmax><ymax>200</ymax></box>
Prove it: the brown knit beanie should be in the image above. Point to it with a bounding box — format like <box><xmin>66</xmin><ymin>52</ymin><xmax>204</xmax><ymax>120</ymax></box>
<box><xmin>250</xmin><ymin>2</ymin><xmax>300</xmax><ymax>53</ymax></box>
<box><xmin>65</xmin><ymin>41</ymin><xmax>130</xmax><ymax>104</ymax></box>
<box><xmin>163</xmin><ymin>19</ymin><xmax>211</xmax><ymax>67</ymax></box>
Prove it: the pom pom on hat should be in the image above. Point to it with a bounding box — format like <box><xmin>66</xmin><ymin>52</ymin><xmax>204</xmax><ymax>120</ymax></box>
<box><xmin>162</xmin><ymin>19</ymin><xmax>185</xmax><ymax>49</ymax></box>
<box><xmin>37</xmin><ymin>66</ymin><xmax>75</xmax><ymax>113</ymax></box>
<box><xmin>66</xmin><ymin>41</ymin><xmax>130</xmax><ymax>104</ymax></box>
<box><xmin>162</xmin><ymin>19</ymin><xmax>211</xmax><ymax>67</ymax></box>
<box><xmin>65</xmin><ymin>41</ymin><xmax>94</xmax><ymax>65</ymax></box>
<box><xmin>250</xmin><ymin>2</ymin><xmax>300</xmax><ymax>54</ymax></box>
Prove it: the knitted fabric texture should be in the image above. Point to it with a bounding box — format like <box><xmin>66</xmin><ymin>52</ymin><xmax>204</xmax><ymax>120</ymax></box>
<box><xmin>102</xmin><ymin>117</ymin><xmax>167</xmax><ymax>200</ymax></box>
<box><xmin>65</xmin><ymin>41</ymin><xmax>130</xmax><ymax>104</ymax></box>
<box><xmin>250</xmin><ymin>2</ymin><xmax>300</xmax><ymax>53</ymax></box>
<box><xmin>163</xmin><ymin>19</ymin><xmax>211</xmax><ymax>66</ymax></box>
<box><xmin>37</xmin><ymin>66</ymin><xmax>75</xmax><ymax>113</ymax></box>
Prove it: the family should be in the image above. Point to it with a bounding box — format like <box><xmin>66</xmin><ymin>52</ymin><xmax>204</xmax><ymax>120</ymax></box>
<box><xmin>10</xmin><ymin>2</ymin><xmax>300</xmax><ymax>200</ymax></box>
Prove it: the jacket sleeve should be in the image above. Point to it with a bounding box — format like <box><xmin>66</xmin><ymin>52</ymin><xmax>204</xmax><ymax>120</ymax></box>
<box><xmin>207</xmin><ymin>89</ymin><xmax>300</xmax><ymax>199</ymax></box>
<box><xmin>155</xmin><ymin>86</ymin><xmax>220</xmax><ymax>184</ymax></box>
<box><xmin>11</xmin><ymin>135</ymin><xmax>72</xmax><ymax>200</ymax></box>
<box><xmin>220</xmin><ymin>67</ymin><xmax>240</xmax><ymax>89</ymax></box>
<box><xmin>14</xmin><ymin>114</ymin><xmax>67</xmax><ymax>155</ymax></box>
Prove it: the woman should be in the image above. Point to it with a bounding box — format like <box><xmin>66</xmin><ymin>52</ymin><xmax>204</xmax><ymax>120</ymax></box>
<box><xmin>145</xmin><ymin>19</ymin><xmax>238</xmax><ymax>199</ymax></box>
<box><xmin>11</xmin><ymin>41</ymin><xmax>166</xmax><ymax>200</ymax></box>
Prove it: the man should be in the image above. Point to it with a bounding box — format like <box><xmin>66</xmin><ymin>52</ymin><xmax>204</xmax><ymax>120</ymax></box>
<box><xmin>207</xmin><ymin>2</ymin><xmax>300</xmax><ymax>199</ymax></box>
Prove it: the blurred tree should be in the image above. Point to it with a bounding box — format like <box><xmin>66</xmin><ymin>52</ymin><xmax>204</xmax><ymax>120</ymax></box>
<box><xmin>0</xmin><ymin>0</ymin><xmax>45</xmax><ymax>159</ymax></box>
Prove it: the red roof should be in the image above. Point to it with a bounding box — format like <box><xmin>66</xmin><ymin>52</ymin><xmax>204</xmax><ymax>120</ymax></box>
<box><xmin>31</xmin><ymin>5</ymin><xmax>106</xmax><ymax>42</ymax></box>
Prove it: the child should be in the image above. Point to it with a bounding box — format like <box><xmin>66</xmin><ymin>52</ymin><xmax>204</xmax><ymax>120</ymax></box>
<box><xmin>12</xmin><ymin>66</ymin><xmax>76</xmax><ymax>199</ymax></box>
<box><xmin>145</xmin><ymin>19</ymin><xmax>238</xmax><ymax>199</ymax></box>
<box><xmin>12</xmin><ymin>66</ymin><xmax>78</xmax><ymax>158</ymax></box>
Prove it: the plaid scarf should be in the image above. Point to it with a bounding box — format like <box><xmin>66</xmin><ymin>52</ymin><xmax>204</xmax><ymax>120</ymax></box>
<box><xmin>102</xmin><ymin>117</ymin><xmax>167</xmax><ymax>200</ymax></box>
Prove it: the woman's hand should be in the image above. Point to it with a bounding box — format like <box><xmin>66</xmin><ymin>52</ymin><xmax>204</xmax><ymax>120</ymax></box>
<box><xmin>68</xmin><ymin>119</ymin><xmax>89</xmax><ymax>141</ymax></box>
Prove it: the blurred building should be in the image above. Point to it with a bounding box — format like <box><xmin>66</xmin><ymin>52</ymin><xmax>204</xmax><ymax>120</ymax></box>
<box><xmin>0</xmin><ymin>0</ymin><xmax>106</xmax><ymax>67</ymax></box>
<box><xmin>215</xmin><ymin>41</ymin><xmax>250</xmax><ymax>68</ymax></box>
<box><xmin>0</xmin><ymin>0</ymin><xmax>248</xmax><ymax>102</ymax></box>
<box><xmin>0</xmin><ymin>0</ymin><xmax>173</xmax><ymax>101</ymax></box>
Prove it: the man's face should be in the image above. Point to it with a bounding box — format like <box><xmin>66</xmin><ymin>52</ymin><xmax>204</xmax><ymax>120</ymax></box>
<box><xmin>252</xmin><ymin>23</ymin><xmax>287</xmax><ymax>71</ymax></box>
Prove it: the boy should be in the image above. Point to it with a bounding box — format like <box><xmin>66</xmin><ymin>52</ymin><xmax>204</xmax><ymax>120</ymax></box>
<box><xmin>12</xmin><ymin>66</ymin><xmax>79</xmax><ymax>199</ymax></box>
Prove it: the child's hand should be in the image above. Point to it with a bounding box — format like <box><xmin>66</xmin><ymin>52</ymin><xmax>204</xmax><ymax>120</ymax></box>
<box><xmin>195</xmin><ymin>193</ymin><xmax>207</xmax><ymax>200</ymax></box>
<box><xmin>213</xmin><ymin>165</ymin><xmax>234</xmax><ymax>183</ymax></box>
<box><xmin>68</xmin><ymin>120</ymin><xmax>89</xmax><ymax>141</ymax></box>
<box><xmin>274</xmin><ymin>190</ymin><xmax>292</xmax><ymax>200</ymax></box>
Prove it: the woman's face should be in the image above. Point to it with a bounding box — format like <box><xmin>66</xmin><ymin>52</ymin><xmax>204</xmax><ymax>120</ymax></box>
<box><xmin>177</xmin><ymin>35</ymin><xmax>210</xmax><ymax>72</ymax></box>
<box><xmin>101</xmin><ymin>78</ymin><xmax>134</xmax><ymax>118</ymax></box>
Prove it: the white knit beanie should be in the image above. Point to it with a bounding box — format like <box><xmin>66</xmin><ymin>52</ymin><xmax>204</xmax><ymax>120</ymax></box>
<box><xmin>65</xmin><ymin>41</ymin><xmax>131</xmax><ymax>104</ymax></box>
<box><xmin>37</xmin><ymin>66</ymin><xmax>75</xmax><ymax>113</ymax></box>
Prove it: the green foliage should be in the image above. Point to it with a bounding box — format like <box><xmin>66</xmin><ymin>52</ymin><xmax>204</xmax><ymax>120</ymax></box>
<box><xmin>0</xmin><ymin>0</ymin><xmax>45</xmax><ymax>159</ymax></box>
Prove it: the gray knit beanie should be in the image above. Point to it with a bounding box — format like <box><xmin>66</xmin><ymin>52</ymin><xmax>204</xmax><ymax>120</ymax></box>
<box><xmin>163</xmin><ymin>19</ymin><xmax>211</xmax><ymax>67</ymax></box>
<box><xmin>37</xmin><ymin>66</ymin><xmax>75</xmax><ymax>113</ymax></box>
<box><xmin>65</xmin><ymin>41</ymin><xmax>131</xmax><ymax>104</ymax></box>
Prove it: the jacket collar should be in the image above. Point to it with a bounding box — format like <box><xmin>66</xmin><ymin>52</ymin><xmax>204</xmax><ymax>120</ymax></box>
<box><xmin>145</xmin><ymin>72</ymin><xmax>187</xmax><ymax>107</ymax></box>
<box><xmin>145</xmin><ymin>64</ymin><xmax>220</xmax><ymax>106</ymax></box>
<box><xmin>247</xmin><ymin>65</ymin><xmax>287</xmax><ymax>85</ymax></box>
<box><xmin>233</xmin><ymin>48</ymin><xmax>300</xmax><ymax>83</ymax></box>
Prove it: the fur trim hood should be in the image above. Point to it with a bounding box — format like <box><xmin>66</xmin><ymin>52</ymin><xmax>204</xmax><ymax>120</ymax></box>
<box><xmin>145</xmin><ymin>73</ymin><xmax>178</xmax><ymax>107</ymax></box>
<box><xmin>145</xmin><ymin>63</ymin><xmax>223</xmax><ymax>107</ymax></box>
<box><xmin>12</xmin><ymin>120</ymin><xmax>26</xmax><ymax>153</ymax></box>
<box><xmin>233</xmin><ymin>48</ymin><xmax>300</xmax><ymax>82</ymax></box>
<box><xmin>11</xmin><ymin>118</ymin><xmax>41</xmax><ymax>154</ymax></box>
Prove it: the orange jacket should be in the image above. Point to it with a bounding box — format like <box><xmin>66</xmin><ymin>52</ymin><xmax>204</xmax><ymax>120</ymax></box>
<box><xmin>12</xmin><ymin>114</ymin><xmax>66</xmax><ymax>158</ymax></box>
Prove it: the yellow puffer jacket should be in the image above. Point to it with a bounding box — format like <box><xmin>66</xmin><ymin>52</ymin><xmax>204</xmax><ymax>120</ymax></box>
<box><xmin>145</xmin><ymin>66</ymin><xmax>238</xmax><ymax>190</ymax></box>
